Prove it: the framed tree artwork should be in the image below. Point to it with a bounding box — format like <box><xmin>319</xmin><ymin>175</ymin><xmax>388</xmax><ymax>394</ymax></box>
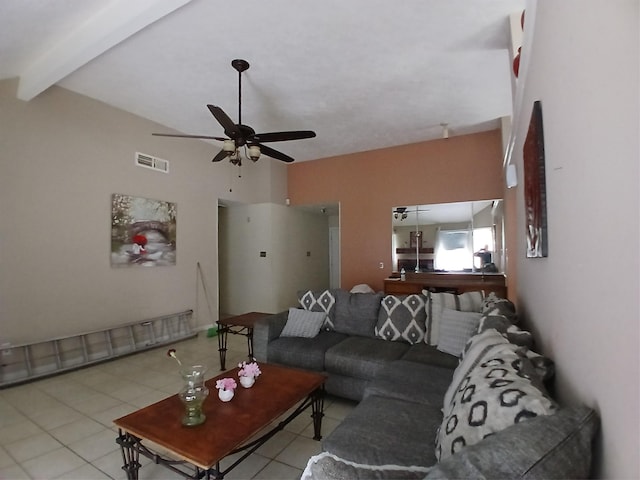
<box><xmin>523</xmin><ymin>100</ymin><xmax>548</xmax><ymax>258</ymax></box>
<box><xmin>110</xmin><ymin>194</ymin><xmax>177</xmax><ymax>267</ymax></box>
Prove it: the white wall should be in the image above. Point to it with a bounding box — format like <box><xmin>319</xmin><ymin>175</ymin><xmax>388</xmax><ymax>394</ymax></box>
<box><xmin>219</xmin><ymin>203</ymin><xmax>329</xmax><ymax>314</ymax></box>
<box><xmin>0</xmin><ymin>80</ymin><xmax>287</xmax><ymax>344</ymax></box>
<box><xmin>509</xmin><ymin>2</ymin><xmax>639</xmax><ymax>477</ymax></box>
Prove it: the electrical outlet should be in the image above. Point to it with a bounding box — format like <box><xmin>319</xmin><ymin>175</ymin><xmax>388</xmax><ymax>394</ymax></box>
<box><xmin>379</xmin><ymin>262</ymin><xmax>384</xmax><ymax>269</ymax></box>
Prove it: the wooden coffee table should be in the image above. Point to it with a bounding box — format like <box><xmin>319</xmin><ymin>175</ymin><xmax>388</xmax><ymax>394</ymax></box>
<box><xmin>114</xmin><ymin>363</ymin><xmax>326</xmax><ymax>479</ymax></box>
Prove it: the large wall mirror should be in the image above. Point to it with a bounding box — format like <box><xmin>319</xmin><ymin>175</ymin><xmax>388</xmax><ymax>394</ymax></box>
<box><xmin>392</xmin><ymin>200</ymin><xmax>504</xmax><ymax>274</ymax></box>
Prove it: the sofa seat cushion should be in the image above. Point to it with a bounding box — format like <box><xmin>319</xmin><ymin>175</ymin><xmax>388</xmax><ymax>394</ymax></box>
<box><xmin>267</xmin><ymin>331</ymin><xmax>348</xmax><ymax>371</ymax></box>
<box><xmin>325</xmin><ymin>374</ymin><xmax>370</xmax><ymax>402</ymax></box>
<box><xmin>322</xmin><ymin>394</ymin><xmax>441</xmax><ymax>468</ymax></box>
<box><xmin>401</xmin><ymin>343</ymin><xmax>459</xmax><ymax>369</ymax></box>
<box><xmin>365</xmin><ymin>360</ymin><xmax>454</xmax><ymax>407</ymax></box>
<box><xmin>325</xmin><ymin>337</ymin><xmax>409</xmax><ymax>379</ymax></box>
<box><xmin>425</xmin><ymin>407</ymin><xmax>598</xmax><ymax>480</ymax></box>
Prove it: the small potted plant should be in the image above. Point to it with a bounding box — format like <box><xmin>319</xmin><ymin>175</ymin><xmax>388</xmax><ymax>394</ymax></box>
<box><xmin>237</xmin><ymin>360</ymin><xmax>262</xmax><ymax>388</ymax></box>
<box><xmin>215</xmin><ymin>377</ymin><xmax>237</xmax><ymax>402</ymax></box>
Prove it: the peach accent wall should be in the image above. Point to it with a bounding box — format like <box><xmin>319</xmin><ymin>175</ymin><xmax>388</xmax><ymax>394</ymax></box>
<box><xmin>288</xmin><ymin>130</ymin><xmax>504</xmax><ymax>291</ymax></box>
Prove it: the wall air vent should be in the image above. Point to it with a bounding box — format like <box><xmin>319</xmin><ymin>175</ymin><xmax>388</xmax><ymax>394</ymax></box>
<box><xmin>135</xmin><ymin>152</ymin><xmax>169</xmax><ymax>173</ymax></box>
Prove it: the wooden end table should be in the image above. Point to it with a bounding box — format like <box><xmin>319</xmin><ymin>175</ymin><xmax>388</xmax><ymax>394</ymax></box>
<box><xmin>217</xmin><ymin>312</ymin><xmax>269</xmax><ymax>370</ymax></box>
<box><xmin>114</xmin><ymin>363</ymin><xmax>326</xmax><ymax>480</ymax></box>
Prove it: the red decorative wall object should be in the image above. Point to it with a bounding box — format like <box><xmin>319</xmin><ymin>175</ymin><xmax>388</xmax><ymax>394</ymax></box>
<box><xmin>513</xmin><ymin>10</ymin><xmax>525</xmax><ymax>78</ymax></box>
<box><xmin>513</xmin><ymin>46</ymin><xmax>521</xmax><ymax>77</ymax></box>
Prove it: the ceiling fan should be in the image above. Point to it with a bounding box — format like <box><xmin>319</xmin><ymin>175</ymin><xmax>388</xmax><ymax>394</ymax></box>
<box><xmin>152</xmin><ymin>59</ymin><xmax>316</xmax><ymax>164</ymax></box>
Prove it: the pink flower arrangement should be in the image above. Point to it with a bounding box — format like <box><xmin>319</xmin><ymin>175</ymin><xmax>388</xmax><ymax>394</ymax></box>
<box><xmin>216</xmin><ymin>377</ymin><xmax>237</xmax><ymax>391</ymax></box>
<box><xmin>238</xmin><ymin>360</ymin><xmax>262</xmax><ymax>378</ymax></box>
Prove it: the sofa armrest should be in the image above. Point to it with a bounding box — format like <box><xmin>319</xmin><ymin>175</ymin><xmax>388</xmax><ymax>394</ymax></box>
<box><xmin>424</xmin><ymin>406</ymin><xmax>598</xmax><ymax>480</ymax></box>
<box><xmin>253</xmin><ymin>310</ymin><xmax>288</xmax><ymax>362</ymax></box>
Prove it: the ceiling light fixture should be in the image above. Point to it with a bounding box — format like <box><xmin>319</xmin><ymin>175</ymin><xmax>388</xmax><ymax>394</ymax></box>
<box><xmin>223</xmin><ymin>139</ymin><xmax>236</xmax><ymax>155</ymax></box>
<box><xmin>229</xmin><ymin>151</ymin><xmax>241</xmax><ymax>166</ymax></box>
<box><xmin>393</xmin><ymin>207</ymin><xmax>409</xmax><ymax>221</ymax></box>
<box><xmin>248</xmin><ymin>145</ymin><xmax>261</xmax><ymax>162</ymax></box>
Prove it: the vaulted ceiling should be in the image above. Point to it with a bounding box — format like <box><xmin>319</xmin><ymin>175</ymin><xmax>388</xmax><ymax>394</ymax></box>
<box><xmin>1</xmin><ymin>0</ymin><xmax>523</xmax><ymax>162</ymax></box>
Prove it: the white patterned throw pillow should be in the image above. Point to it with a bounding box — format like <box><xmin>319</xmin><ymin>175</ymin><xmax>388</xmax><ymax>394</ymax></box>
<box><xmin>375</xmin><ymin>294</ymin><xmax>427</xmax><ymax>344</ymax></box>
<box><xmin>436</xmin><ymin>334</ymin><xmax>557</xmax><ymax>461</ymax></box>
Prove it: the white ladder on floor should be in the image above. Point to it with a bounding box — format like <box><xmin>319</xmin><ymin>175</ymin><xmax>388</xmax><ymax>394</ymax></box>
<box><xmin>0</xmin><ymin>310</ymin><xmax>196</xmax><ymax>388</ymax></box>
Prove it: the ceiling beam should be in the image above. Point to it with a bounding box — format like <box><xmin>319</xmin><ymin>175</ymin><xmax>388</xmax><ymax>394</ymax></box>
<box><xmin>17</xmin><ymin>0</ymin><xmax>193</xmax><ymax>101</ymax></box>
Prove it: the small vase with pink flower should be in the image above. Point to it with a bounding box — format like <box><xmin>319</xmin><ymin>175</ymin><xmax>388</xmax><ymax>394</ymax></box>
<box><xmin>238</xmin><ymin>360</ymin><xmax>262</xmax><ymax>388</ymax></box>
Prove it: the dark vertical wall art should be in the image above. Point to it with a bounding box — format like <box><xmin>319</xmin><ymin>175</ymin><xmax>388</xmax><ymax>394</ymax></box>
<box><xmin>523</xmin><ymin>100</ymin><xmax>548</xmax><ymax>258</ymax></box>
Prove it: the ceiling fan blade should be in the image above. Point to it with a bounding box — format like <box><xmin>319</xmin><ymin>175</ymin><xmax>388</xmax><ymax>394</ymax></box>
<box><xmin>259</xmin><ymin>144</ymin><xmax>295</xmax><ymax>163</ymax></box>
<box><xmin>252</xmin><ymin>130</ymin><xmax>316</xmax><ymax>143</ymax></box>
<box><xmin>152</xmin><ymin>133</ymin><xmax>227</xmax><ymax>141</ymax></box>
<box><xmin>212</xmin><ymin>149</ymin><xmax>229</xmax><ymax>162</ymax></box>
<box><xmin>207</xmin><ymin>105</ymin><xmax>241</xmax><ymax>139</ymax></box>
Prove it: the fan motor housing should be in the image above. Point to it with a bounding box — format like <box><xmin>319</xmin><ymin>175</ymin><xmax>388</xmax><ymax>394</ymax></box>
<box><xmin>232</xmin><ymin>59</ymin><xmax>250</xmax><ymax>72</ymax></box>
<box><xmin>232</xmin><ymin>124</ymin><xmax>256</xmax><ymax>146</ymax></box>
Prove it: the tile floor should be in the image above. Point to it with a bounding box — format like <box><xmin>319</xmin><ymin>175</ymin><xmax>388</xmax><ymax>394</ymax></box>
<box><xmin>0</xmin><ymin>331</ymin><xmax>356</xmax><ymax>479</ymax></box>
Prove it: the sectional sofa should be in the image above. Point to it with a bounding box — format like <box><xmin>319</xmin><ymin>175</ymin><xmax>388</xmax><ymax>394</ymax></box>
<box><xmin>252</xmin><ymin>288</ymin><xmax>599</xmax><ymax>479</ymax></box>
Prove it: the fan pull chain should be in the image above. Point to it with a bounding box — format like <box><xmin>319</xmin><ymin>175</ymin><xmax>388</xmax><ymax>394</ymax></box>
<box><xmin>227</xmin><ymin>161</ymin><xmax>242</xmax><ymax>193</ymax></box>
<box><xmin>238</xmin><ymin>66</ymin><xmax>242</xmax><ymax>126</ymax></box>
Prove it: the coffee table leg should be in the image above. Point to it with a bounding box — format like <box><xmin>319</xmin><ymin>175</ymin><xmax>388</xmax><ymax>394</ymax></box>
<box><xmin>311</xmin><ymin>387</ymin><xmax>325</xmax><ymax>440</ymax></box>
<box><xmin>217</xmin><ymin>323</ymin><xmax>228</xmax><ymax>370</ymax></box>
<box><xmin>116</xmin><ymin>430</ymin><xmax>141</xmax><ymax>480</ymax></box>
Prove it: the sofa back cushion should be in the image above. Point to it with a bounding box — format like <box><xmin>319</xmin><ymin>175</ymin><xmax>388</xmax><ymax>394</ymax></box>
<box><xmin>333</xmin><ymin>290</ymin><xmax>383</xmax><ymax>337</ymax></box>
<box><xmin>298</xmin><ymin>289</ymin><xmax>337</xmax><ymax>331</ymax></box>
<box><xmin>424</xmin><ymin>291</ymin><xmax>484</xmax><ymax>346</ymax></box>
<box><xmin>375</xmin><ymin>294</ymin><xmax>427</xmax><ymax>345</ymax></box>
<box><xmin>477</xmin><ymin>315</ymin><xmax>555</xmax><ymax>382</ymax></box>
<box><xmin>481</xmin><ymin>291</ymin><xmax>518</xmax><ymax>323</ymax></box>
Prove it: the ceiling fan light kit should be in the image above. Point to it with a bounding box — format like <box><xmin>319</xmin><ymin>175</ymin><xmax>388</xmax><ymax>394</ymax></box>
<box><xmin>223</xmin><ymin>139</ymin><xmax>235</xmax><ymax>153</ymax></box>
<box><xmin>248</xmin><ymin>145</ymin><xmax>261</xmax><ymax>161</ymax></box>
<box><xmin>152</xmin><ymin>59</ymin><xmax>315</xmax><ymax>165</ymax></box>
